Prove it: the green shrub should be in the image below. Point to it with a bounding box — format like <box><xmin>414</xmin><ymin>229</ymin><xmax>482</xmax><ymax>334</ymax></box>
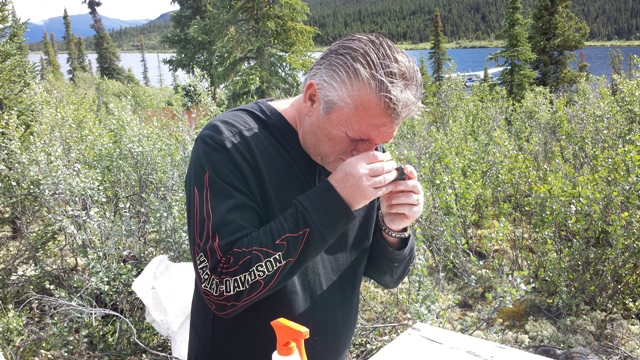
<box><xmin>0</xmin><ymin>76</ymin><xmax>214</xmax><ymax>358</ymax></box>
<box><xmin>2</xmin><ymin>60</ymin><xmax>639</xmax><ymax>358</ymax></box>
<box><xmin>357</xmin><ymin>76</ymin><xmax>640</xmax><ymax>358</ymax></box>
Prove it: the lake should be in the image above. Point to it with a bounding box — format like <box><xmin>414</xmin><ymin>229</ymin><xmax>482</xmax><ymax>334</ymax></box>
<box><xmin>29</xmin><ymin>47</ymin><xmax>640</xmax><ymax>87</ymax></box>
<box><xmin>405</xmin><ymin>47</ymin><xmax>640</xmax><ymax>78</ymax></box>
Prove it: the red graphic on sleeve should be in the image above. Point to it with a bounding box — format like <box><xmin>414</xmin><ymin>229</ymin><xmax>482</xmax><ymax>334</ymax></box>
<box><xmin>192</xmin><ymin>172</ymin><xmax>308</xmax><ymax>315</ymax></box>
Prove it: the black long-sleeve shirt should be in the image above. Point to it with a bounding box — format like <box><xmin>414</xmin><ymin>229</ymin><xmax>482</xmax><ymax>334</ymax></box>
<box><xmin>185</xmin><ymin>99</ymin><xmax>415</xmax><ymax>359</ymax></box>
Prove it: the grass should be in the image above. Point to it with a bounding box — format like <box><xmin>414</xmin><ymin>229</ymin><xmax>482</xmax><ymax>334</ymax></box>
<box><xmin>585</xmin><ymin>40</ymin><xmax>640</xmax><ymax>47</ymax></box>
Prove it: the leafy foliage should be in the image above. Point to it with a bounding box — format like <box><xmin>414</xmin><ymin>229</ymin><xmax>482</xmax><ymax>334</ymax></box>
<box><xmin>3</xmin><ymin>2</ymin><xmax>640</xmax><ymax>357</ymax></box>
<box><xmin>368</xmin><ymin>73</ymin><xmax>640</xmax><ymax>359</ymax></box>
<box><xmin>163</xmin><ymin>0</ymin><xmax>316</xmax><ymax>108</ymax></box>
<box><xmin>0</xmin><ymin>74</ymin><xmax>216</xmax><ymax>358</ymax></box>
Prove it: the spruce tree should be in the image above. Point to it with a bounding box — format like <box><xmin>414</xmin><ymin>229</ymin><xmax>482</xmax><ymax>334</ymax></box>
<box><xmin>42</xmin><ymin>31</ymin><xmax>63</xmax><ymax>80</ymax></box>
<box><xmin>171</xmin><ymin>69</ymin><xmax>179</xmax><ymax>87</ymax></box>
<box><xmin>609</xmin><ymin>49</ymin><xmax>624</xmax><ymax>78</ymax></box>
<box><xmin>428</xmin><ymin>8</ymin><xmax>450</xmax><ymax>83</ymax></box>
<box><xmin>529</xmin><ymin>0</ymin><xmax>589</xmax><ymax>92</ymax></box>
<box><xmin>609</xmin><ymin>49</ymin><xmax>623</xmax><ymax>96</ymax></box>
<box><xmin>577</xmin><ymin>50</ymin><xmax>589</xmax><ymax>74</ymax></box>
<box><xmin>63</xmin><ymin>8</ymin><xmax>81</xmax><ymax>82</ymax></box>
<box><xmin>76</xmin><ymin>37</ymin><xmax>90</xmax><ymax>74</ymax></box>
<box><xmin>0</xmin><ymin>0</ymin><xmax>36</xmax><ymax>120</ymax></box>
<box><xmin>482</xmin><ymin>66</ymin><xmax>491</xmax><ymax>84</ymax></box>
<box><xmin>49</xmin><ymin>33</ymin><xmax>58</xmax><ymax>56</ymax></box>
<box><xmin>139</xmin><ymin>35</ymin><xmax>150</xmax><ymax>86</ymax></box>
<box><xmin>164</xmin><ymin>0</ymin><xmax>316</xmax><ymax>106</ymax></box>
<box><xmin>83</xmin><ymin>0</ymin><xmax>125</xmax><ymax>81</ymax></box>
<box><xmin>487</xmin><ymin>0</ymin><xmax>535</xmax><ymax>101</ymax></box>
<box><xmin>157</xmin><ymin>53</ymin><xmax>164</xmax><ymax>88</ymax></box>
<box><xmin>628</xmin><ymin>54</ymin><xmax>638</xmax><ymax>80</ymax></box>
<box><xmin>38</xmin><ymin>56</ymin><xmax>46</xmax><ymax>81</ymax></box>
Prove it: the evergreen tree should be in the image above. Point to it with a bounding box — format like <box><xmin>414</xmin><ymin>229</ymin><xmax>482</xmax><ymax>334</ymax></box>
<box><xmin>609</xmin><ymin>49</ymin><xmax>624</xmax><ymax>77</ymax></box>
<box><xmin>417</xmin><ymin>54</ymin><xmax>433</xmax><ymax>104</ymax></box>
<box><xmin>529</xmin><ymin>0</ymin><xmax>590</xmax><ymax>92</ymax></box>
<box><xmin>0</xmin><ymin>0</ymin><xmax>36</xmax><ymax>121</ymax></box>
<box><xmin>628</xmin><ymin>54</ymin><xmax>638</xmax><ymax>79</ymax></box>
<box><xmin>63</xmin><ymin>8</ymin><xmax>81</xmax><ymax>82</ymax></box>
<box><xmin>49</xmin><ymin>32</ymin><xmax>58</xmax><ymax>56</ymax></box>
<box><xmin>609</xmin><ymin>49</ymin><xmax>623</xmax><ymax>96</ymax></box>
<box><xmin>42</xmin><ymin>31</ymin><xmax>63</xmax><ymax>80</ymax></box>
<box><xmin>487</xmin><ymin>0</ymin><xmax>536</xmax><ymax>101</ymax></box>
<box><xmin>157</xmin><ymin>53</ymin><xmax>164</xmax><ymax>88</ymax></box>
<box><xmin>87</xmin><ymin>58</ymin><xmax>94</xmax><ymax>76</ymax></box>
<box><xmin>164</xmin><ymin>0</ymin><xmax>316</xmax><ymax>107</ymax></box>
<box><xmin>577</xmin><ymin>50</ymin><xmax>589</xmax><ymax>73</ymax></box>
<box><xmin>171</xmin><ymin>69</ymin><xmax>179</xmax><ymax>87</ymax></box>
<box><xmin>139</xmin><ymin>35</ymin><xmax>150</xmax><ymax>86</ymax></box>
<box><xmin>76</xmin><ymin>36</ymin><xmax>90</xmax><ymax>74</ymax></box>
<box><xmin>428</xmin><ymin>8</ymin><xmax>450</xmax><ymax>83</ymax></box>
<box><xmin>83</xmin><ymin>0</ymin><xmax>125</xmax><ymax>81</ymax></box>
<box><xmin>482</xmin><ymin>66</ymin><xmax>491</xmax><ymax>83</ymax></box>
<box><xmin>38</xmin><ymin>56</ymin><xmax>46</xmax><ymax>81</ymax></box>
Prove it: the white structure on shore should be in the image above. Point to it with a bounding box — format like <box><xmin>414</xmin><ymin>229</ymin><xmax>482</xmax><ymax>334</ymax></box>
<box><xmin>447</xmin><ymin>67</ymin><xmax>505</xmax><ymax>87</ymax></box>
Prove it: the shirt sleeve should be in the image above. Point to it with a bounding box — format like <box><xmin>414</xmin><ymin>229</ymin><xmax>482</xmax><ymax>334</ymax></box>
<box><xmin>363</xmin><ymin>219</ymin><xmax>416</xmax><ymax>289</ymax></box>
<box><xmin>185</xmin><ymin>126</ymin><xmax>355</xmax><ymax>318</ymax></box>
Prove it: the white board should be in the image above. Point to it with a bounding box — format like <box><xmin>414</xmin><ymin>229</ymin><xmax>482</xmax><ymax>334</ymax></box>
<box><xmin>369</xmin><ymin>323</ymin><xmax>548</xmax><ymax>360</ymax></box>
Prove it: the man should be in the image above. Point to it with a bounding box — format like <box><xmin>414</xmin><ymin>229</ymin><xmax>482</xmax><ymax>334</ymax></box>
<box><xmin>185</xmin><ymin>33</ymin><xmax>424</xmax><ymax>359</ymax></box>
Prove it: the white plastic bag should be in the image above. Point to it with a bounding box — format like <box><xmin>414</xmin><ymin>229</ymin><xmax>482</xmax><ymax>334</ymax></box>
<box><xmin>132</xmin><ymin>255</ymin><xmax>194</xmax><ymax>360</ymax></box>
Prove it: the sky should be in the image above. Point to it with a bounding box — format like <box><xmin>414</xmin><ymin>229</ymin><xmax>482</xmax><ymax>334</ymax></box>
<box><xmin>13</xmin><ymin>0</ymin><xmax>179</xmax><ymax>23</ymax></box>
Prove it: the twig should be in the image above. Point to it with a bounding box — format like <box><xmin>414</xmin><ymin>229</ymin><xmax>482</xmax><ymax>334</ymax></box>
<box><xmin>356</xmin><ymin>323</ymin><xmax>409</xmax><ymax>330</ymax></box>
<box><xmin>25</xmin><ymin>293</ymin><xmax>177</xmax><ymax>359</ymax></box>
<box><xmin>605</xmin><ymin>341</ymin><xmax>639</xmax><ymax>360</ymax></box>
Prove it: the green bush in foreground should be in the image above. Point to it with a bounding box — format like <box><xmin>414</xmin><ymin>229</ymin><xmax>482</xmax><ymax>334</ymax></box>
<box><xmin>1</xmin><ymin>70</ymin><xmax>639</xmax><ymax>358</ymax></box>
<box><xmin>0</xmin><ymin>75</ymin><xmax>216</xmax><ymax>358</ymax></box>
<box><xmin>361</xmin><ymin>76</ymin><xmax>639</xmax><ymax>358</ymax></box>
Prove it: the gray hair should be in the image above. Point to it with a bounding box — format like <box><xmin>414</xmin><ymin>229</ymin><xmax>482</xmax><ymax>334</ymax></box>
<box><xmin>302</xmin><ymin>33</ymin><xmax>423</xmax><ymax>124</ymax></box>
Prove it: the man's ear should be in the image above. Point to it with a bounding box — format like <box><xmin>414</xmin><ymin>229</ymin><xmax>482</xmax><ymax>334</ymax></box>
<box><xmin>302</xmin><ymin>81</ymin><xmax>319</xmax><ymax>115</ymax></box>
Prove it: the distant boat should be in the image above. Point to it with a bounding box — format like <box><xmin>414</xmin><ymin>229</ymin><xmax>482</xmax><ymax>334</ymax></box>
<box><xmin>447</xmin><ymin>67</ymin><xmax>504</xmax><ymax>87</ymax></box>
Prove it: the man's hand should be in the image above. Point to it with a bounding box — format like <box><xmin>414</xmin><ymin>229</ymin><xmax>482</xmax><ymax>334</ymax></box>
<box><xmin>379</xmin><ymin>164</ymin><xmax>423</xmax><ymax>231</ymax></box>
<box><xmin>327</xmin><ymin>151</ymin><xmax>399</xmax><ymax>210</ymax></box>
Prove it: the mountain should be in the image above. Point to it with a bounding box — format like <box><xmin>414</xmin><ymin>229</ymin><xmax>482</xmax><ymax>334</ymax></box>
<box><xmin>25</xmin><ymin>14</ymin><xmax>149</xmax><ymax>44</ymax></box>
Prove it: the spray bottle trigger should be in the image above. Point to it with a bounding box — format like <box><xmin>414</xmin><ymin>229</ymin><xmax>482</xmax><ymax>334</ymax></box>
<box><xmin>271</xmin><ymin>318</ymin><xmax>310</xmax><ymax>360</ymax></box>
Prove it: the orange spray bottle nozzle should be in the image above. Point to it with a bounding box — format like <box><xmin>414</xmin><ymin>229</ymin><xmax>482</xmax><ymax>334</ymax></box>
<box><xmin>270</xmin><ymin>318</ymin><xmax>310</xmax><ymax>360</ymax></box>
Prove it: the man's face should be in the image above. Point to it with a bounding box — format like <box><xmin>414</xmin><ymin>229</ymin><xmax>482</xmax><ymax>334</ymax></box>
<box><xmin>299</xmin><ymin>84</ymin><xmax>398</xmax><ymax>172</ymax></box>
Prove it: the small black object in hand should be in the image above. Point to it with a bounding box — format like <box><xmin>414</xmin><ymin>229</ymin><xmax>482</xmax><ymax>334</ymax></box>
<box><xmin>393</xmin><ymin>166</ymin><xmax>407</xmax><ymax>181</ymax></box>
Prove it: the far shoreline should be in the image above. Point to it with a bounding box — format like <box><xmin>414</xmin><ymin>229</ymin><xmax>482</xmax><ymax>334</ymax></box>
<box><xmin>392</xmin><ymin>40</ymin><xmax>640</xmax><ymax>51</ymax></box>
<box><xmin>28</xmin><ymin>40</ymin><xmax>640</xmax><ymax>55</ymax></box>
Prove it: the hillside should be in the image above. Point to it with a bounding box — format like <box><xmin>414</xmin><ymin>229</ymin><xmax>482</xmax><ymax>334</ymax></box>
<box><xmin>304</xmin><ymin>0</ymin><xmax>640</xmax><ymax>45</ymax></box>
<box><xmin>27</xmin><ymin>13</ymin><xmax>173</xmax><ymax>52</ymax></box>
<box><xmin>100</xmin><ymin>14</ymin><xmax>174</xmax><ymax>52</ymax></box>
